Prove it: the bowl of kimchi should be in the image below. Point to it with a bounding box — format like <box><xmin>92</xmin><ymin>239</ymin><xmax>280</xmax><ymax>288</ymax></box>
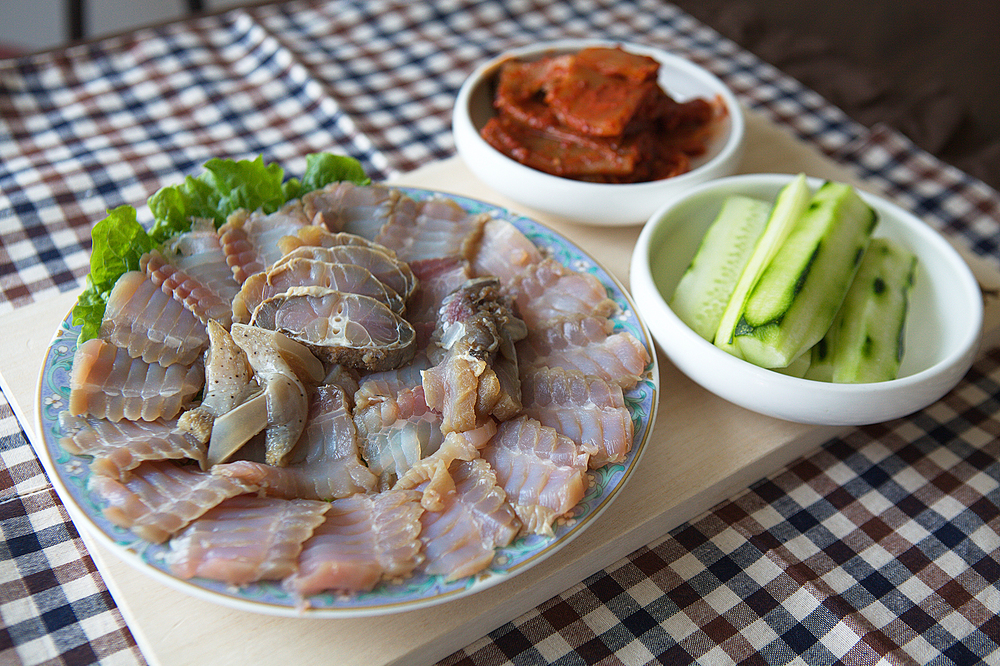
<box><xmin>452</xmin><ymin>39</ymin><xmax>745</xmax><ymax>226</ymax></box>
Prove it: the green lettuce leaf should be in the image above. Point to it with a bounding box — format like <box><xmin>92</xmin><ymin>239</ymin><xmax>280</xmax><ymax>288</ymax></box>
<box><xmin>285</xmin><ymin>152</ymin><xmax>372</xmax><ymax>200</ymax></box>
<box><xmin>72</xmin><ymin>205</ymin><xmax>154</xmax><ymax>341</ymax></box>
<box><xmin>147</xmin><ymin>155</ymin><xmax>288</xmax><ymax>243</ymax></box>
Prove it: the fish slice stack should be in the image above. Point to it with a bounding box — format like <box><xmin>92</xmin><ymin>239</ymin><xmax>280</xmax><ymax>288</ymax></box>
<box><xmin>61</xmin><ymin>180</ymin><xmax>651</xmax><ymax>605</ymax></box>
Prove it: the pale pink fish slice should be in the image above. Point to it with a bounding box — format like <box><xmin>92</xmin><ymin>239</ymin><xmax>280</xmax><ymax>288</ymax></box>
<box><xmin>406</xmin><ymin>256</ymin><xmax>473</xmax><ymax>348</ymax></box>
<box><xmin>375</xmin><ymin>195</ymin><xmax>489</xmax><ymax>263</ymax></box>
<box><xmin>300</xmin><ymin>181</ymin><xmax>401</xmax><ymax>240</ymax></box>
<box><xmin>361</xmin><ymin>416</ymin><xmax>445</xmax><ymax>491</ymax></box>
<box><xmin>100</xmin><ymin>270</ymin><xmax>208</xmax><ymax>367</ymax></box>
<box><xmin>250</xmin><ymin>286</ymin><xmax>417</xmax><ymax>372</ymax></box>
<box><xmin>322</xmin><ymin>363</ymin><xmax>362</xmax><ymax>401</ymax></box>
<box><xmin>159</xmin><ymin>219</ymin><xmax>241</xmax><ymax>312</ymax></box>
<box><xmin>284</xmin><ymin>489</ymin><xmax>425</xmax><ymax>598</ymax></box>
<box><xmin>517</xmin><ymin>314</ymin><xmax>615</xmax><ymax>363</ymax></box>
<box><xmin>354</xmin><ymin>380</ymin><xmax>445</xmax><ymax>490</ymax></box>
<box><xmin>519</xmin><ymin>366</ymin><xmax>634</xmax><ymax>467</ymax></box>
<box><xmin>420</xmin><ymin>352</ymin><xmax>485</xmax><ymax>435</ymax></box>
<box><xmin>58</xmin><ymin>412</ymin><xmax>207</xmax><ymax>480</ymax></box>
<box><xmin>213</xmin><ymin>384</ymin><xmax>377</xmax><ymax>500</ymax></box>
<box><xmin>353</xmin><ymin>350</ymin><xmax>431</xmax><ymax>412</ymax></box>
<box><xmin>219</xmin><ymin>200</ymin><xmax>310</xmax><ymax>284</ymax></box>
<box><xmin>511</xmin><ymin>257</ymin><xmax>618</xmax><ymax>330</ymax></box>
<box><xmin>271</xmin><ymin>244</ymin><xmax>417</xmax><ymax>301</ymax></box>
<box><xmin>418</xmin><ymin>459</ymin><xmax>521</xmax><ymax>581</ymax></box>
<box><xmin>481</xmin><ymin>415</ymin><xmax>589</xmax><ymax>537</ymax></box>
<box><xmin>354</xmin><ymin>381</ymin><xmax>433</xmax><ymax>440</ymax></box>
<box><xmin>165</xmin><ymin>495</ymin><xmax>329</xmax><ymax>585</ymax></box>
<box><xmin>69</xmin><ymin>338</ymin><xmax>204</xmax><ymax>422</ymax></box>
<box><xmin>232</xmin><ymin>258</ymin><xmax>405</xmax><ymax>325</ymax></box>
<box><xmin>521</xmin><ymin>330</ymin><xmax>651</xmax><ymax>390</ymax></box>
<box><xmin>470</xmin><ymin>217</ymin><xmax>543</xmax><ymax>289</ymax></box>
<box><xmin>87</xmin><ymin>460</ymin><xmax>257</xmax><ymax>543</ymax></box>
<box><xmin>395</xmin><ymin>420</ymin><xmax>498</xmax><ymax>511</ymax></box>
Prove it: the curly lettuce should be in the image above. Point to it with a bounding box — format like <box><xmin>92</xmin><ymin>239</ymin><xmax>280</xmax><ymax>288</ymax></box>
<box><xmin>72</xmin><ymin>152</ymin><xmax>370</xmax><ymax>341</ymax></box>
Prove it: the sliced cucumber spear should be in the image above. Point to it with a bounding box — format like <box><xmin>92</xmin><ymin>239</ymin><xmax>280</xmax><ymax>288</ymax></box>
<box><xmin>714</xmin><ymin>173</ymin><xmax>811</xmax><ymax>358</ymax></box>
<box><xmin>732</xmin><ymin>180</ymin><xmax>878</xmax><ymax>368</ymax></box>
<box><xmin>669</xmin><ymin>195</ymin><xmax>772</xmax><ymax>341</ymax></box>
<box><xmin>804</xmin><ymin>337</ymin><xmax>835</xmax><ymax>382</ymax></box>
<box><xmin>806</xmin><ymin>237</ymin><xmax>918</xmax><ymax>383</ymax></box>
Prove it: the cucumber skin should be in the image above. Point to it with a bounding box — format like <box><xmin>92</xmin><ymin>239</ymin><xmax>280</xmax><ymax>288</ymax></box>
<box><xmin>670</xmin><ymin>195</ymin><xmax>771</xmax><ymax>341</ymax></box>
<box><xmin>734</xmin><ymin>181</ymin><xmax>878</xmax><ymax>368</ymax></box>
<box><xmin>714</xmin><ymin>173</ymin><xmax>811</xmax><ymax>358</ymax></box>
<box><xmin>826</xmin><ymin>238</ymin><xmax>918</xmax><ymax>383</ymax></box>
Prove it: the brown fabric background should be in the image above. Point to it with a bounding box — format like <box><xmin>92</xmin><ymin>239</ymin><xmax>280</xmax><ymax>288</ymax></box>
<box><xmin>671</xmin><ymin>0</ymin><xmax>1000</xmax><ymax>192</ymax></box>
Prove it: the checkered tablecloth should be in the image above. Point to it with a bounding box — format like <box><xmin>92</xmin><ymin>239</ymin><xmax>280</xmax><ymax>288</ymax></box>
<box><xmin>1</xmin><ymin>1</ymin><xmax>998</xmax><ymax>665</ymax></box>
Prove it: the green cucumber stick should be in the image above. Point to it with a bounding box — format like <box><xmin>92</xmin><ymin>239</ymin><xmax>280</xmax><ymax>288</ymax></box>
<box><xmin>714</xmin><ymin>173</ymin><xmax>811</xmax><ymax>358</ymax></box>
<box><xmin>734</xmin><ymin>181</ymin><xmax>878</xmax><ymax>368</ymax></box>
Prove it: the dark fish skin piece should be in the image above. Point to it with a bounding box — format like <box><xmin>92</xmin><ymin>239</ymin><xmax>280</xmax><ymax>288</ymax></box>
<box><xmin>422</xmin><ymin>277</ymin><xmax>527</xmax><ymax>432</ymax></box>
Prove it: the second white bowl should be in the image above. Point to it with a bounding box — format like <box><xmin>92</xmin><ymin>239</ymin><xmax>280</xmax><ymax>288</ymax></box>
<box><xmin>629</xmin><ymin>173</ymin><xmax>983</xmax><ymax>426</ymax></box>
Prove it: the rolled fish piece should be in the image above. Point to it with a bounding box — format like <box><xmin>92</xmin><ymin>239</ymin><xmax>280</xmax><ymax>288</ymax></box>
<box><xmin>232</xmin><ymin>258</ymin><xmax>405</xmax><ymax>325</ymax></box>
<box><xmin>270</xmin><ymin>244</ymin><xmax>417</xmax><ymax>302</ymax></box>
<box><xmin>251</xmin><ymin>286</ymin><xmax>417</xmax><ymax>372</ymax></box>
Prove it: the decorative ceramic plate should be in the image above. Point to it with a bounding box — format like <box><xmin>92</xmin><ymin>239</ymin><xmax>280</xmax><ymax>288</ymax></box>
<box><xmin>35</xmin><ymin>188</ymin><xmax>660</xmax><ymax>618</ymax></box>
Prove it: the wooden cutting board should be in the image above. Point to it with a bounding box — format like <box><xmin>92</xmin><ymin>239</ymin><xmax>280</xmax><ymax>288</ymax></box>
<box><xmin>4</xmin><ymin>108</ymin><xmax>999</xmax><ymax>666</ymax></box>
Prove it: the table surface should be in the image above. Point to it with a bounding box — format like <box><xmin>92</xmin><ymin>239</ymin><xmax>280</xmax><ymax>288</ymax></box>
<box><xmin>1</xmin><ymin>2</ymin><xmax>999</xmax><ymax>665</ymax></box>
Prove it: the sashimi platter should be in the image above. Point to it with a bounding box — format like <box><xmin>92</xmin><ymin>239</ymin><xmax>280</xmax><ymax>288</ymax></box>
<box><xmin>35</xmin><ymin>153</ymin><xmax>658</xmax><ymax>616</ymax></box>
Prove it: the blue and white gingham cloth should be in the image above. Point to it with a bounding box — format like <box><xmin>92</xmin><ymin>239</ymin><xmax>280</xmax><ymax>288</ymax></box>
<box><xmin>1</xmin><ymin>1</ymin><xmax>997</xmax><ymax>665</ymax></box>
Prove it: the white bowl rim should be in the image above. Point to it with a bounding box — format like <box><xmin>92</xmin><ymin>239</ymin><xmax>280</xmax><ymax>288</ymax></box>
<box><xmin>452</xmin><ymin>38</ymin><xmax>746</xmax><ymax>195</ymax></box>
<box><xmin>630</xmin><ymin>172</ymin><xmax>984</xmax><ymax>424</ymax></box>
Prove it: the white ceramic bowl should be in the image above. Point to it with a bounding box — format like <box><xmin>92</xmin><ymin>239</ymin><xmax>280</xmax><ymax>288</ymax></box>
<box><xmin>629</xmin><ymin>173</ymin><xmax>983</xmax><ymax>426</ymax></box>
<box><xmin>452</xmin><ymin>39</ymin><xmax>745</xmax><ymax>226</ymax></box>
